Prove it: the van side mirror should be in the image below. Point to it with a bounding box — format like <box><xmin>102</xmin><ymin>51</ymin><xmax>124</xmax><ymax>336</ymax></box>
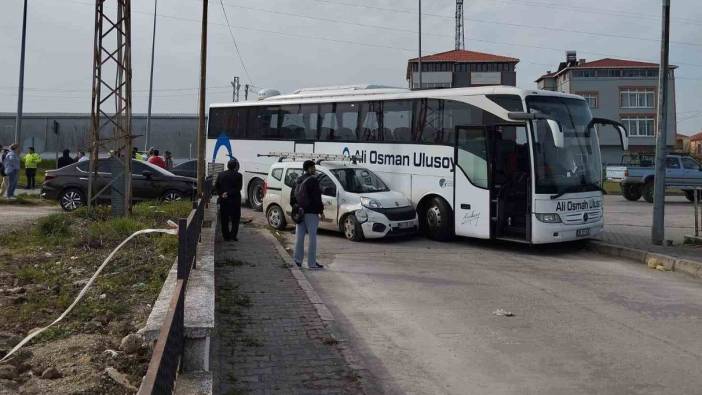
<box><xmin>322</xmin><ymin>186</ymin><xmax>336</xmax><ymax>196</ymax></box>
<box><xmin>591</xmin><ymin>117</ymin><xmax>629</xmax><ymax>151</ymax></box>
<box><xmin>547</xmin><ymin>119</ymin><xmax>565</xmax><ymax>149</ymax></box>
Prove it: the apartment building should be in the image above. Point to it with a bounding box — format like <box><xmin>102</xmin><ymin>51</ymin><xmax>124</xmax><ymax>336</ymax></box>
<box><xmin>536</xmin><ymin>51</ymin><xmax>677</xmax><ymax>164</ymax></box>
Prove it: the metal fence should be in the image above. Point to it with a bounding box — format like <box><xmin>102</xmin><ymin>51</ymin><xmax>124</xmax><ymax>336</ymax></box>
<box><xmin>139</xmin><ymin>176</ymin><xmax>213</xmax><ymax>395</ymax></box>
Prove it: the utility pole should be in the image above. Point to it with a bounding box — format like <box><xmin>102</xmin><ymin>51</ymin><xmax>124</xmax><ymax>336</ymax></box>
<box><xmin>244</xmin><ymin>84</ymin><xmax>249</xmax><ymax>101</ymax></box>
<box><xmin>455</xmin><ymin>0</ymin><xmax>465</xmax><ymax>50</ymax></box>
<box><xmin>652</xmin><ymin>0</ymin><xmax>671</xmax><ymax>245</ymax></box>
<box><xmin>196</xmin><ymin>0</ymin><xmax>208</xmax><ymax>195</ymax></box>
<box><xmin>145</xmin><ymin>0</ymin><xmax>158</xmax><ymax>151</ymax></box>
<box><xmin>231</xmin><ymin>76</ymin><xmax>240</xmax><ymax>102</ymax></box>
<box><xmin>418</xmin><ymin>0</ymin><xmax>422</xmax><ymax>90</ymax></box>
<box><xmin>15</xmin><ymin>0</ymin><xmax>28</xmax><ymax>148</ymax></box>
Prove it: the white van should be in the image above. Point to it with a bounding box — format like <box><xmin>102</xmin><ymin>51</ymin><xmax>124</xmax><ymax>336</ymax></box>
<box><xmin>263</xmin><ymin>160</ymin><xmax>418</xmax><ymax>241</ymax></box>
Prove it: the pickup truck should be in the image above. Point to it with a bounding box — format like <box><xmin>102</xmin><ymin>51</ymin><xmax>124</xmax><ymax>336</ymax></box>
<box><xmin>606</xmin><ymin>154</ymin><xmax>702</xmax><ymax>203</ymax></box>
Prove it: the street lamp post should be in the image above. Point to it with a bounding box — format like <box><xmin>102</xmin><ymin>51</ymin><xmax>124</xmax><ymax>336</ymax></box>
<box><xmin>15</xmin><ymin>0</ymin><xmax>28</xmax><ymax>148</ymax></box>
<box><xmin>145</xmin><ymin>0</ymin><xmax>158</xmax><ymax>151</ymax></box>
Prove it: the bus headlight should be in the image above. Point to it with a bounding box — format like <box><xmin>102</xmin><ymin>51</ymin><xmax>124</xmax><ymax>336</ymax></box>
<box><xmin>360</xmin><ymin>197</ymin><xmax>382</xmax><ymax>209</ymax></box>
<box><xmin>535</xmin><ymin>213</ymin><xmax>562</xmax><ymax>223</ymax></box>
<box><xmin>355</xmin><ymin>209</ymin><xmax>368</xmax><ymax>223</ymax></box>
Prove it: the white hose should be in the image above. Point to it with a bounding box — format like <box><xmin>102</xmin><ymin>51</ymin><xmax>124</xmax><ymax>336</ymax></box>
<box><xmin>1</xmin><ymin>222</ymin><xmax>179</xmax><ymax>363</ymax></box>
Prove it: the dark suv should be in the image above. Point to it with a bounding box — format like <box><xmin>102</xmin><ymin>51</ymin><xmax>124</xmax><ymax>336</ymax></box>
<box><xmin>42</xmin><ymin>159</ymin><xmax>196</xmax><ymax>211</ymax></box>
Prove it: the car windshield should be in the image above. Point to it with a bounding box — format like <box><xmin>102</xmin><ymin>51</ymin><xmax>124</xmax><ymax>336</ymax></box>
<box><xmin>526</xmin><ymin>96</ymin><xmax>602</xmax><ymax>195</ymax></box>
<box><xmin>330</xmin><ymin>168</ymin><xmax>389</xmax><ymax>193</ymax></box>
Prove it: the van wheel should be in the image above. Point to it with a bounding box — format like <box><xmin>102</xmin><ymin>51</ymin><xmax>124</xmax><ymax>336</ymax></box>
<box><xmin>421</xmin><ymin>197</ymin><xmax>453</xmax><ymax>241</ymax></box>
<box><xmin>266</xmin><ymin>205</ymin><xmax>287</xmax><ymax>230</ymax></box>
<box><xmin>621</xmin><ymin>184</ymin><xmax>642</xmax><ymax>201</ymax></box>
<box><xmin>59</xmin><ymin>188</ymin><xmax>85</xmax><ymax>211</ymax></box>
<box><xmin>248</xmin><ymin>178</ymin><xmax>264</xmax><ymax>211</ymax></box>
<box><xmin>342</xmin><ymin>215</ymin><xmax>364</xmax><ymax>242</ymax></box>
<box><xmin>642</xmin><ymin>180</ymin><xmax>655</xmax><ymax>203</ymax></box>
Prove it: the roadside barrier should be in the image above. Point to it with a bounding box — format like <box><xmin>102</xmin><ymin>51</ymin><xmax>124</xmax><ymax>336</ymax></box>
<box><xmin>138</xmin><ymin>177</ymin><xmax>213</xmax><ymax>394</ymax></box>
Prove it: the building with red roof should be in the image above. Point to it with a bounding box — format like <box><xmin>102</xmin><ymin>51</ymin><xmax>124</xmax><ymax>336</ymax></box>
<box><xmin>536</xmin><ymin>51</ymin><xmax>678</xmax><ymax>164</ymax></box>
<box><xmin>406</xmin><ymin>49</ymin><xmax>519</xmax><ymax>90</ymax></box>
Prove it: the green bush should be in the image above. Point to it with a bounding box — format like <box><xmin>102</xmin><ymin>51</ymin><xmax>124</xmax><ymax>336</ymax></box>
<box><xmin>37</xmin><ymin>214</ymin><xmax>73</xmax><ymax>238</ymax></box>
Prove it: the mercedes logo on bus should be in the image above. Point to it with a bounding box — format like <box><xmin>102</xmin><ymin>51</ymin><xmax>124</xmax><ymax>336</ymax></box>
<box><xmin>583</xmin><ymin>213</ymin><xmax>589</xmax><ymax>222</ymax></box>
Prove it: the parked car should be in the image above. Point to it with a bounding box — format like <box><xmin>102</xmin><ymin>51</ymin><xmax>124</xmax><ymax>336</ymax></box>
<box><xmin>606</xmin><ymin>154</ymin><xmax>702</xmax><ymax>202</ymax></box>
<box><xmin>170</xmin><ymin>159</ymin><xmax>197</xmax><ymax>178</ymax></box>
<box><xmin>42</xmin><ymin>159</ymin><xmax>196</xmax><ymax>211</ymax></box>
<box><xmin>262</xmin><ymin>160</ymin><xmax>418</xmax><ymax>241</ymax></box>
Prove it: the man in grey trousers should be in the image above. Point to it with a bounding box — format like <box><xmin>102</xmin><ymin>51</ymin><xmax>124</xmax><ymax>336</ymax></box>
<box><xmin>293</xmin><ymin>160</ymin><xmax>325</xmax><ymax>269</ymax></box>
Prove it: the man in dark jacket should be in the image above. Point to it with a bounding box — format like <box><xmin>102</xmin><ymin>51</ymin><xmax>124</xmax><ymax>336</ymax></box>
<box><xmin>293</xmin><ymin>160</ymin><xmax>325</xmax><ymax>269</ymax></box>
<box><xmin>215</xmin><ymin>158</ymin><xmax>243</xmax><ymax>241</ymax></box>
<box><xmin>57</xmin><ymin>149</ymin><xmax>74</xmax><ymax>169</ymax></box>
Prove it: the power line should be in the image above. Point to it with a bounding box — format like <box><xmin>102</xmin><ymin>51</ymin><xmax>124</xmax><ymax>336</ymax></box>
<box><xmin>218</xmin><ymin>0</ymin><xmax>254</xmax><ymax>86</ymax></box>
<box><xmin>295</xmin><ymin>0</ymin><xmax>702</xmax><ymax>48</ymax></box>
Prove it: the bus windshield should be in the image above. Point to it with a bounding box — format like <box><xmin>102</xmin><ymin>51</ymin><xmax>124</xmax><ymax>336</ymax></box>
<box><xmin>526</xmin><ymin>96</ymin><xmax>602</xmax><ymax>195</ymax></box>
<box><xmin>330</xmin><ymin>168</ymin><xmax>390</xmax><ymax>193</ymax></box>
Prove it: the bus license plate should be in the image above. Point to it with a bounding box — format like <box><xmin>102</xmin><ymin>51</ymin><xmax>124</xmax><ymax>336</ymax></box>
<box><xmin>577</xmin><ymin>228</ymin><xmax>590</xmax><ymax>237</ymax></box>
<box><xmin>398</xmin><ymin>221</ymin><xmax>412</xmax><ymax>229</ymax></box>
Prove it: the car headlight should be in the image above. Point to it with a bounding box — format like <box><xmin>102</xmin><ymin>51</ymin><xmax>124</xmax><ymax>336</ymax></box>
<box><xmin>535</xmin><ymin>213</ymin><xmax>562</xmax><ymax>223</ymax></box>
<box><xmin>360</xmin><ymin>197</ymin><xmax>382</xmax><ymax>209</ymax></box>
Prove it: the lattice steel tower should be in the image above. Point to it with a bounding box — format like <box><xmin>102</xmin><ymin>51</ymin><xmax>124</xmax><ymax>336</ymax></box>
<box><xmin>88</xmin><ymin>0</ymin><xmax>134</xmax><ymax>216</ymax></box>
<box><xmin>455</xmin><ymin>0</ymin><xmax>465</xmax><ymax>50</ymax></box>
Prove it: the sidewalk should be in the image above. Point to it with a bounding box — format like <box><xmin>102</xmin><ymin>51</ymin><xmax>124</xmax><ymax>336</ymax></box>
<box><xmin>598</xmin><ymin>195</ymin><xmax>702</xmax><ymax>262</ymax></box>
<box><xmin>212</xmin><ymin>222</ymin><xmax>366</xmax><ymax>394</ymax></box>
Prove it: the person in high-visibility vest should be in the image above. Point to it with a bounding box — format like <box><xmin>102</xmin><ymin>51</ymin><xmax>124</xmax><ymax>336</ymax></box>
<box><xmin>23</xmin><ymin>147</ymin><xmax>42</xmax><ymax>189</ymax></box>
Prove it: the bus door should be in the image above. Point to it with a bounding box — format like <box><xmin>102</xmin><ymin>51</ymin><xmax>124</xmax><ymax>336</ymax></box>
<box><xmin>453</xmin><ymin>126</ymin><xmax>491</xmax><ymax>239</ymax></box>
<box><xmin>488</xmin><ymin>125</ymin><xmax>531</xmax><ymax>241</ymax></box>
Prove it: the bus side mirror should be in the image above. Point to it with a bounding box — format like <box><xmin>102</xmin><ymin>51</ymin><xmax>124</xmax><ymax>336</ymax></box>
<box><xmin>547</xmin><ymin>119</ymin><xmax>565</xmax><ymax>149</ymax></box>
<box><xmin>591</xmin><ymin>118</ymin><xmax>629</xmax><ymax>151</ymax></box>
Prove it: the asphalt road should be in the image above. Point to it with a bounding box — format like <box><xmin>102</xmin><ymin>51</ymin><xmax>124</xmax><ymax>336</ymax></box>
<box><xmin>245</xmin><ymin>209</ymin><xmax>702</xmax><ymax>395</ymax></box>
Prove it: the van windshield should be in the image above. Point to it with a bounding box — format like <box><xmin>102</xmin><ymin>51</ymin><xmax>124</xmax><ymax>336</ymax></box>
<box><xmin>330</xmin><ymin>168</ymin><xmax>389</xmax><ymax>193</ymax></box>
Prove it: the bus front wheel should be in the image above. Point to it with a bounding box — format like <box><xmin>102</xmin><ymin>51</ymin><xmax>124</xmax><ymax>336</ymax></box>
<box><xmin>421</xmin><ymin>197</ymin><xmax>453</xmax><ymax>241</ymax></box>
<box><xmin>248</xmin><ymin>178</ymin><xmax>264</xmax><ymax>211</ymax></box>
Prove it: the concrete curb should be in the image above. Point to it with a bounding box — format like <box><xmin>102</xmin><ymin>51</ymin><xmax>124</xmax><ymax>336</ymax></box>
<box><xmin>588</xmin><ymin>241</ymin><xmax>702</xmax><ymax>280</ymax></box>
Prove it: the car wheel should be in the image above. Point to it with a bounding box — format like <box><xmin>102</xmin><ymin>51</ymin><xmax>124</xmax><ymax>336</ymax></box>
<box><xmin>266</xmin><ymin>205</ymin><xmax>287</xmax><ymax>230</ymax></box>
<box><xmin>642</xmin><ymin>180</ymin><xmax>655</xmax><ymax>203</ymax></box>
<box><xmin>59</xmin><ymin>188</ymin><xmax>85</xmax><ymax>212</ymax></box>
<box><xmin>162</xmin><ymin>190</ymin><xmax>184</xmax><ymax>202</ymax></box>
<box><xmin>621</xmin><ymin>184</ymin><xmax>642</xmax><ymax>201</ymax></box>
<box><xmin>684</xmin><ymin>190</ymin><xmax>701</xmax><ymax>202</ymax></box>
<box><xmin>422</xmin><ymin>197</ymin><xmax>453</xmax><ymax>241</ymax></box>
<box><xmin>342</xmin><ymin>214</ymin><xmax>364</xmax><ymax>242</ymax></box>
<box><xmin>248</xmin><ymin>178</ymin><xmax>264</xmax><ymax>211</ymax></box>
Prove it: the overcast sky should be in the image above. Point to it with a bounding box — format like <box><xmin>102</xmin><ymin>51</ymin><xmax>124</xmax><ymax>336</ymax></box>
<box><xmin>1</xmin><ymin>0</ymin><xmax>701</xmax><ymax>134</ymax></box>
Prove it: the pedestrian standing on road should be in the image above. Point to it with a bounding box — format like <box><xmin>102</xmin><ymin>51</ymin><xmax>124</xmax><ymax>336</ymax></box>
<box><xmin>57</xmin><ymin>149</ymin><xmax>74</xmax><ymax>168</ymax></box>
<box><xmin>293</xmin><ymin>160</ymin><xmax>325</xmax><ymax>269</ymax></box>
<box><xmin>215</xmin><ymin>158</ymin><xmax>243</xmax><ymax>241</ymax></box>
<box><xmin>3</xmin><ymin>144</ymin><xmax>20</xmax><ymax>199</ymax></box>
<box><xmin>0</xmin><ymin>144</ymin><xmax>8</xmax><ymax>198</ymax></box>
<box><xmin>23</xmin><ymin>146</ymin><xmax>42</xmax><ymax>189</ymax></box>
<box><xmin>164</xmin><ymin>151</ymin><xmax>174</xmax><ymax>170</ymax></box>
<box><xmin>76</xmin><ymin>151</ymin><xmax>88</xmax><ymax>163</ymax></box>
<box><xmin>147</xmin><ymin>149</ymin><xmax>166</xmax><ymax>169</ymax></box>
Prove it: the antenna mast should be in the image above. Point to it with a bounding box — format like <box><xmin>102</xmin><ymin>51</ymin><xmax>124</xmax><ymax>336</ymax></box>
<box><xmin>455</xmin><ymin>0</ymin><xmax>465</xmax><ymax>50</ymax></box>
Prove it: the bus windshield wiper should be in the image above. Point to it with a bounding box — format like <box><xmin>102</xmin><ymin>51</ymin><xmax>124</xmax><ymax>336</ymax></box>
<box><xmin>550</xmin><ymin>183</ymin><xmax>604</xmax><ymax>200</ymax></box>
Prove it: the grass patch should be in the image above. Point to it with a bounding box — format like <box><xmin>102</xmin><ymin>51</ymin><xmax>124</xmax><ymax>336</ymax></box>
<box><xmin>0</xmin><ymin>194</ymin><xmax>48</xmax><ymax>206</ymax></box>
<box><xmin>17</xmin><ymin>158</ymin><xmax>56</xmax><ymax>188</ymax></box>
<box><xmin>0</xmin><ymin>199</ymin><xmax>193</xmax><ymax>345</ymax></box>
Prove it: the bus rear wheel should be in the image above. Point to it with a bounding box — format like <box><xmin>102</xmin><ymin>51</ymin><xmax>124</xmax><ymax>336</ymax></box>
<box><xmin>621</xmin><ymin>184</ymin><xmax>642</xmax><ymax>201</ymax></box>
<box><xmin>421</xmin><ymin>197</ymin><xmax>453</xmax><ymax>241</ymax></box>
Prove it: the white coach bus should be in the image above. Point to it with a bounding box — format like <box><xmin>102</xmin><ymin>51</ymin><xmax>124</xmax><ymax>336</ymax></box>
<box><xmin>207</xmin><ymin>85</ymin><xmax>628</xmax><ymax>244</ymax></box>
